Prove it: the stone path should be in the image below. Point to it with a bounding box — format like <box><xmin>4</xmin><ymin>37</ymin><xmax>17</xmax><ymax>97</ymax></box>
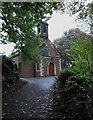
<box><xmin>2</xmin><ymin>76</ymin><xmax>56</xmax><ymax>119</ymax></box>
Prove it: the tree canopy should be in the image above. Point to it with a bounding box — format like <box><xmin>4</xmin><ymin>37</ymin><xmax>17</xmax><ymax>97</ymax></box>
<box><xmin>1</xmin><ymin>1</ymin><xmax>93</xmax><ymax>64</ymax></box>
<box><xmin>1</xmin><ymin>2</ymin><xmax>62</xmax><ymax>63</ymax></box>
<box><xmin>54</xmin><ymin>28</ymin><xmax>93</xmax><ymax>67</ymax></box>
<box><xmin>63</xmin><ymin>0</ymin><xmax>93</xmax><ymax>34</ymax></box>
<box><xmin>67</xmin><ymin>39</ymin><xmax>93</xmax><ymax>77</ymax></box>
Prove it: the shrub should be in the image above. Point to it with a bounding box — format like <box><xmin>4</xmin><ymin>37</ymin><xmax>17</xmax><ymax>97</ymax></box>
<box><xmin>65</xmin><ymin>75</ymin><xmax>92</xmax><ymax>99</ymax></box>
<box><xmin>2</xmin><ymin>55</ymin><xmax>19</xmax><ymax>84</ymax></box>
<box><xmin>57</xmin><ymin>68</ymin><xmax>76</xmax><ymax>86</ymax></box>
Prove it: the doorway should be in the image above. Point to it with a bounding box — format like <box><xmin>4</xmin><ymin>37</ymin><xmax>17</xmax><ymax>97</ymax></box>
<box><xmin>49</xmin><ymin>62</ymin><xmax>54</xmax><ymax>76</ymax></box>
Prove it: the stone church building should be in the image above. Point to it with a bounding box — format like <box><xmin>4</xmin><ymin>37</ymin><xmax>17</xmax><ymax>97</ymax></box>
<box><xmin>13</xmin><ymin>22</ymin><xmax>61</xmax><ymax>78</ymax></box>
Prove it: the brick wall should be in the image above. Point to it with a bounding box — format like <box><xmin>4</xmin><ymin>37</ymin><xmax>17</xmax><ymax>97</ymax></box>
<box><xmin>21</xmin><ymin>63</ymin><xmax>35</xmax><ymax>78</ymax></box>
<box><xmin>39</xmin><ymin>39</ymin><xmax>61</xmax><ymax>77</ymax></box>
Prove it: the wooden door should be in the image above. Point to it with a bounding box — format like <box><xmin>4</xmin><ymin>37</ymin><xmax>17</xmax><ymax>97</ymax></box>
<box><xmin>49</xmin><ymin>62</ymin><xmax>54</xmax><ymax>76</ymax></box>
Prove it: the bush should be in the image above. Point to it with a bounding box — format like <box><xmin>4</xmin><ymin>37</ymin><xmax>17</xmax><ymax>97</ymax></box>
<box><xmin>65</xmin><ymin>76</ymin><xmax>92</xmax><ymax>98</ymax></box>
<box><xmin>57</xmin><ymin>68</ymin><xmax>76</xmax><ymax>86</ymax></box>
<box><xmin>66</xmin><ymin>76</ymin><xmax>91</xmax><ymax>89</ymax></box>
<box><xmin>2</xmin><ymin>55</ymin><xmax>19</xmax><ymax>84</ymax></box>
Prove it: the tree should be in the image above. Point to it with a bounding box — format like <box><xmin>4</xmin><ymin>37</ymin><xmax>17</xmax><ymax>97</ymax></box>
<box><xmin>63</xmin><ymin>0</ymin><xmax>93</xmax><ymax>35</ymax></box>
<box><xmin>0</xmin><ymin>2</ymin><xmax>63</xmax><ymax>63</ymax></box>
<box><xmin>67</xmin><ymin>39</ymin><xmax>93</xmax><ymax>77</ymax></box>
<box><xmin>54</xmin><ymin>28</ymin><xmax>92</xmax><ymax>67</ymax></box>
<box><xmin>1</xmin><ymin>2</ymin><xmax>93</xmax><ymax>64</ymax></box>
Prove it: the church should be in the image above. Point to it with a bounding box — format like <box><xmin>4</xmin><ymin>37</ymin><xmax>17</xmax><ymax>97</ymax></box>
<box><xmin>13</xmin><ymin>22</ymin><xmax>61</xmax><ymax>78</ymax></box>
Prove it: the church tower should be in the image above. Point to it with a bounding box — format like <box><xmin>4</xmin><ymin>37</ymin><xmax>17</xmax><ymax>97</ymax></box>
<box><xmin>37</xmin><ymin>22</ymin><xmax>48</xmax><ymax>39</ymax></box>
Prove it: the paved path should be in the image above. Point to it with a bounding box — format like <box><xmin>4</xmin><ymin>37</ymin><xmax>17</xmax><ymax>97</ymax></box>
<box><xmin>3</xmin><ymin>76</ymin><xmax>56</xmax><ymax>119</ymax></box>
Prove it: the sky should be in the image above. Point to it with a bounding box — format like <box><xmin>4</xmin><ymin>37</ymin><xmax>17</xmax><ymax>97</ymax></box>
<box><xmin>0</xmin><ymin>11</ymin><xmax>89</xmax><ymax>56</ymax></box>
<box><xmin>48</xmin><ymin>11</ymin><xmax>77</xmax><ymax>41</ymax></box>
<box><xmin>48</xmin><ymin>11</ymin><xmax>90</xmax><ymax>41</ymax></box>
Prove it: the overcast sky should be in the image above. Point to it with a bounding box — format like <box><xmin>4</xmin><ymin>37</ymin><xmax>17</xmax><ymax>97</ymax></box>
<box><xmin>48</xmin><ymin>11</ymin><xmax>90</xmax><ymax>41</ymax></box>
<box><xmin>48</xmin><ymin>11</ymin><xmax>77</xmax><ymax>41</ymax></box>
<box><xmin>0</xmin><ymin>11</ymin><xmax>89</xmax><ymax>56</ymax></box>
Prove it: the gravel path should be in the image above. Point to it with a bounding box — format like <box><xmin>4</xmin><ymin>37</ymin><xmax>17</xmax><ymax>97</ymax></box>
<box><xmin>2</xmin><ymin>76</ymin><xmax>56</xmax><ymax>119</ymax></box>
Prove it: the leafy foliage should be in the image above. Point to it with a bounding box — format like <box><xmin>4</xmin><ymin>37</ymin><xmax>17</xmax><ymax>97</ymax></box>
<box><xmin>67</xmin><ymin>39</ymin><xmax>93</xmax><ymax>77</ymax></box>
<box><xmin>58</xmin><ymin>37</ymin><xmax>93</xmax><ymax>84</ymax></box>
<box><xmin>2</xmin><ymin>55</ymin><xmax>19</xmax><ymax>84</ymax></box>
<box><xmin>57</xmin><ymin>36</ymin><xmax>93</xmax><ymax>116</ymax></box>
<box><xmin>54</xmin><ymin>74</ymin><xmax>93</xmax><ymax>119</ymax></box>
<box><xmin>65</xmin><ymin>75</ymin><xmax>92</xmax><ymax>93</ymax></box>
<box><xmin>57</xmin><ymin>68</ymin><xmax>76</xmax><ymax>85</ymax></box>
<box><xmin>63</xmin><ymin>0</ymin><xmax>93</xmax><ymax>34</ymax></box>
<box><xmin>1</xmin><ymin>2</ymin><xmax>63</xmax><ymax>63</ymax></box>
<box><xmin>56</xmin><ymin>40</ymin><xmax>93</xmax><ymax>118</ymax></box>
<box><xmin>54</xmin><ymin>28</ymin><xmax>92</xmax><ymax>67</ymax></box>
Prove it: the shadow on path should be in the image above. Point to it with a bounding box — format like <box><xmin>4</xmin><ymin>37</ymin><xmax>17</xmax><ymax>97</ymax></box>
<box><xmin>3</xmin><ymin>76</ymin><xmax>56</xmax><ymax>119</ymax></box>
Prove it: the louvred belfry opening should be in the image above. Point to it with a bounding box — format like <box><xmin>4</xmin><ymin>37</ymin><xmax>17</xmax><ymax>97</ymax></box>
<box><xmin>37</xmin><ymin>22</ymin><xmax>48</xmax><ymax>39</ymax></box>
<box><xmin>49</xmin><ymin>62</ymin><xmax>54</xmax><ymax>76</ymax></box>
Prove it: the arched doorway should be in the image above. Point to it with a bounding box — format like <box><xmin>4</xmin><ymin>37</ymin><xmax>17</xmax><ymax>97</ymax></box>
<box><xmin>49</xmin><ymin>62</ymin><xmax>54</xmax><ymax>76</ymax></box>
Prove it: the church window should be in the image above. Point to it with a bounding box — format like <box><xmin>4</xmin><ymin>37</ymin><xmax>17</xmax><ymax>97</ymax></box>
<box><xmin>36</xmin><ymin>64</ymin><xmax>40</xmax><ymax>70</ymax></box>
